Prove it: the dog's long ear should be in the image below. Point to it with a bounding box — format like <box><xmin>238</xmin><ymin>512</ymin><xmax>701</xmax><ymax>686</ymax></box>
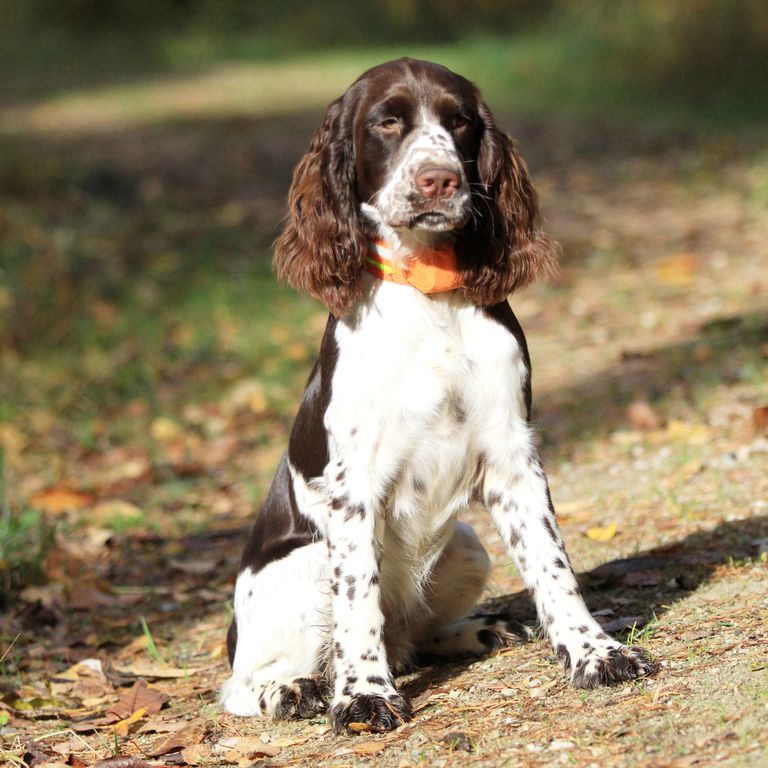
<box><xmin>457</xmin><ymin>100</ymin><xmax>557</xmax><ymax>305</ymax></box>
<box><xmin>274</xmin><ymin>96</ymin><xmax>366</xmax><ymax>317</ymax></box>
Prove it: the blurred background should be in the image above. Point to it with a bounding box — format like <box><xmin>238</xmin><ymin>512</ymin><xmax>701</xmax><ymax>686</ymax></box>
<box><xmin>2</xmin><ymin>0</ymin><xmax>768</xmax><ymax>603</ymax></box>
<box><xmin>1</xmin><ymin>1</ymin><xmax>767</xmax><ymax>763</ymax></box>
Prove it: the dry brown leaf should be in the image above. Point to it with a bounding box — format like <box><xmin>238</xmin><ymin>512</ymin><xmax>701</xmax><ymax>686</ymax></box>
<box><xmin>352</xmin><ymin>739</ymin><xmax>390</xmax><ymax>755</ymax></box>
<box><xmin>585</xmin><ymin>523</ymin><xmax>617</xmax><ymax>542</ymax></box>
<box><xmin>347</xmin><ymin>721</ymin><xmax>373</xmax><ymax>733</ymax></box>
<box><xmin>113</xmin><ymin>661</ymin><xmax>196</xmax><ymax>679</ymax></box>
<box><xmin>657</xmin><ymin>252</ymin><xmax>697</xmax><ymax>286</ymax></box>
<box><xmin>137</xmin><ymin>716</ymin><xmax>190</xmax><ymax>735</ymax></box>
<box><xmin>169</xmin><ymin>557</ymin><xmax>219</xmax><ymax>576</ymax></box>
<box><xmin>599</xmin><ymin>616</ymin><xmax>645</xmax><ymax>633</ymax></box>
<box><xmin>116</xmin><ymin>634</ymin><xmax>151</xmax><ymax>660</ymax></box>
<box><xmin>181</xmin><ymin>743</ymin><xmax>212</xmax><ymax>765</ymax></box>
<box><xmin>753</xmin><ymin>405</ymin><xmax>768</xmax><ymax>433</ymax></box>
<box><xmin>623</xmin><ymin>571</ymin><xmax>661</xmax><ymax>587</ymax></box>
<box><xmin>627</xmin><ymin>399</ymin><xmax>661</xmax><ymax>431</ymax></box>
<box><xmin>148</xmin><ymin>721</ymin><xmax>208</xmax><ymax>757</ymax></box>
<box><xmin>554</xmin><ymin>497</ymin><xmax>596</xmax><ymax>519</ymax></box>
<box><xmin>271</xmin><ymin>735</ymin><xmax>314</xmax><ymax>748</ymax></box>
<box><xmin>224</xmin><ymin>378</ymin><xmax>268</xmax><ymax>415</ymax></box>
<box><xmin>108</xmin><ymin>679</ymin><xmax>169</xmax><ymax>721</ymax></box>
<box><xmin>112</xmin><ymin>705</ymin><xmax>147</xmax><ymax>737</ymax></box>
<box><xmin>150</xmin><ymin>416</ymin><xmax>183</xmax><ymax>442</ymax></box>
<box><xmin>50</xmin><ymin>658</ymin><xmax>112</xmax><ymax>702</ymax></box>
<box><xmin>68</xmin><ymin>580</ymin><xmax>128</xmax><ymax>611</ymax></box>
<box><xmin>90</xmin><ymin>499</ymin><xmax>144</xmax><ymax>528</ymax></box>
<box><xmin>19</xmin><ymin>583</ymin><xmax>65</xmax><ymax>609</ymax></box>
<box><xmin>650</xmin><ymin>420</ymin><xmax>711</xmax><ymax>445</ymax></box>
<box><xmin>29</xmin><ymin>487</ymin><xmax>95</xmax><ymax>515</ymax></box>
<box><xmin>678</xmin><ymin>459</ymin><xmax>704</xmax><ymax>479</ymax></box>
<box><xmin>214</xmin><ymin>734</ymin><xmax>281</xmax><ymax>764</ymax></box>
<box><xmin>93</xmin><ymin>757</ymin><xmax>153</xmax><ymax>768</ymax></box>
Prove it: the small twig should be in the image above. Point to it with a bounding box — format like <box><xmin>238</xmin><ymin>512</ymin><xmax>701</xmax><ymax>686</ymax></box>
<box><xmin>32</xmin><ymin>728</ymin><xmax>101</xmax><ymax>756</ymax></box>
<box><xmin>0</xmin><ymin>632</ymin><xmax>21</xmax><ymax>664</ymax></box>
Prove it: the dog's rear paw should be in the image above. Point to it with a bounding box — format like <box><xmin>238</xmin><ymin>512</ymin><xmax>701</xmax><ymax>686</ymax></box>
<box><xmin>571</xmin><ymin>645</ymin><xmax>656</xmax><ymax>689</ymax></box>
<box><xmin>276</xmin><ymin>676</ymin><xmax>332</xmax><ymax>719</ymax></box>
<box><xmin>330</xmin><ymin>692</ymin><xmax>412</xmax><ymax>734</ymax></box>
<box><xmin>419</xmin><ymin>612</ymin><xmax>533</xmax><ymax>659</ymax></box>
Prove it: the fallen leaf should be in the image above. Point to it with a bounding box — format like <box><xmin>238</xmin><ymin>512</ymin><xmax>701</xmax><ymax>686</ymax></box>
<box><xmin>50</xmin><ymin>658</ymin><xmax>112</xmax><ymax>701</ymax></box>
<box><xmin>112</xmin><ymin>705</ymin><xmax>147</xmax><ymax>737</ymax></box>
<box><xmin>650</xmin><ymin>420</ymin><xmax>711</xmax><ymax>445</ymax></box>
<box><xmin>148</xmin><ymin>721</ymin><xmax>208</xmax><ymax>757</ymax></box>
<box><xmin>678</xmin><ymin>459</ymin><xmax>704</xmax><ymax>479</ymax></box>
<box><xmin>623</xmin><ymin>571</ymin><xmax>661</xmax><ymax>587</ymax></box>
<box><xmin>599</xmin><ymin>615</ymin><xmax>645</xmax><ymax>633</ymax></box>
<box><xmin>29</xmin><ymin>487</ymin><xmax>95</xmax><ymax>515</ymax></box>
<box><xmin>1</xmin><ymin>691</ymin><xmax>62</xmax><ymax>714</ymax></box>
<box><xmin>586</xmin><ymin>523</ymin><xmax>617</xmax><ymax>542</ymax></box>
<box><xmin>150</xmin><ymin>416</ymin><xmax>183</xmax><ymax>442</ymax></box>
<box><xmin>216</xmin><ymin>736</ymin><xmax>282</xmax><ymax>765</ymax></box>
<box><xmin>657</xmin><ymin>252</ymin><xmax>697</xmax><ymax>286</ymax></box>
<box><xmin>352</xmin><ymin>739</ymin><xmax>389</xmax><ymax>755</ymax></box>
<box><xmin>93</xmin><ymin>758</ymin><xmax>153</xmax><ymax>768</ymax></box>
<box><xmin>271</xmin><ymin>735</ymin><xmax>314</xmax><ymax>748</ymax></box>
<box><xmin>113</xmin><ymin>661</ymin><xmax>196</xmax><ymax>679</ymax></box>
<box><xmin>68</xmin><ymin>579</ymin><xmax>127</xmax><ymax>611</ymax></box>
<box><xmin>90</xmin><ymin>499</ymin><xmax>144</xmax><ymax>528</ymax></box>
<box><xmin>20</xmin><ymin>583</ymin><xmax>66</xmax><ymax>609</ymax></box>
<box><xmin>627</xmin><ymin>399</ymin><xmax>661</xmax><ymax>431</ymax></box>
<box><xmin>181</xmin><ymin>743</ymin><xmax>212</xmax><ymax>765</ymax></box>
<box><xmin>224</xmin><ymin>379</ymin><xmax>268</xmax><ymax>415</ymax></box>
<box><xmin>169</xmin><ymin>557</ymin><xmax>220</xmax><ymax>576</ymax></box>
<box><xmin>441</xmin><ymin>731</ymin><xmax>475</xmax><ymax>752</ymax></box>
<box><xmin>116</xmin><ymin>634</ymin><xmax>151</xmax><ymax>660</ymax></box>
<box><xmin>753</xmin><ymin>405</ymin><xmax>768</xmax><ymax>433</ymax></box>
<box><xmin>347</xmin><ymin>721</ymin><xmax>374</xmax><ymax>733</ymax></box>
<box><xmin>555</xmin><ymin>498</ymin><xmax>595</xmax><ymax>515</ymax></box>
<box><xmin>108</xmin><ymin>679</ymin><xmax>169</xmax><ymax>720</ymax></box>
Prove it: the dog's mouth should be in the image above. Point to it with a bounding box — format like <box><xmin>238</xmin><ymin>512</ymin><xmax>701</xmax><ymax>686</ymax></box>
<box><xmin>403</xmin><ymin>206</ymin><xmax>470</xmax><ymax>232</ymax></box>
<box><xmin>409</xmin><ymin>211</ymin><xmax>454</xmax><ymax>230</ymax></box>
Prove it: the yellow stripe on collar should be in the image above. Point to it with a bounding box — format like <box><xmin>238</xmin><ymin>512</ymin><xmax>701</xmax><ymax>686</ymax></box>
<box><xmin>364</xmin><ymin>240</ymin><xmax>464</xmax><ymax>294</ymax></box>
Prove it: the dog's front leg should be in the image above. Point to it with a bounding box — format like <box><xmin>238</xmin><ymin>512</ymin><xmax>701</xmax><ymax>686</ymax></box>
<box><xmin>484</xmin><ymin>447</ymin><xmax>656</xmax><ymax>687</ymax></box>
<box><xmin>324</xmin><ymin>457</ymin><xmax>412</xmax><ymax>733</ymax></box>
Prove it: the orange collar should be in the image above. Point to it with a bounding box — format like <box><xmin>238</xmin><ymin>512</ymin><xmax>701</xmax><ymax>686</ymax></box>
<box><xmin>364</xmin><ymin>240</ymin><xmax>464</xmax><ymax>294</ymax></box>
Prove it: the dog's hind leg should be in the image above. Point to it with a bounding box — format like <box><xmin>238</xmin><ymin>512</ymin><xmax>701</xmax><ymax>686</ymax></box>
<box><xmin>220</xmin><ymin>541</ymin><xmax>332</xmax><ymax>718</ymax></box>
<box><xmin>414</xmin><ymin>521</ymin><xmax>531</xmax><ymax>658</ymax></box>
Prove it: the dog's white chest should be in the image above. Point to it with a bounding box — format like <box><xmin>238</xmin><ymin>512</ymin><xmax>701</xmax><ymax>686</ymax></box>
<box><xmin>326</xmin><ymin>282</ymin><xmax>527</xmax><ymax>528</ymax></box>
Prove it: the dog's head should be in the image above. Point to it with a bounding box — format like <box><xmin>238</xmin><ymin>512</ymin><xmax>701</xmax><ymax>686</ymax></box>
<box><xmin>275</xmin><ymin>58</ymin><xmax>557</xmax><ymax>316</ymax></box>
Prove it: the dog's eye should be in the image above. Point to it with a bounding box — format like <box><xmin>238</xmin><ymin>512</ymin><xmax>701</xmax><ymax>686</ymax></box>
<box><xmin>451</xmin><ymin>114</ymin><xmax>471</xmax><ymax>131</ymax></box>
<box><xmin>376</xmin><ymin>117</ymin><xmax>401</xmax><ymax>134</ymax></box>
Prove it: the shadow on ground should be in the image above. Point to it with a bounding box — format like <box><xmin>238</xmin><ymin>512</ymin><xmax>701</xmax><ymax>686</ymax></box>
<box><xmin>537</xmin><ymin>309</ymin><xmax>768</xmax><ymax>451</ymax></box>
<box><xmin>401</xmin><ymin>513</ymin><xmax>768</xmax><ymax>701</ymax></box>
<box><xmin>15</xmin><ymin>510</ymin><xmax>761</xmax><ymax>698</ymax></box>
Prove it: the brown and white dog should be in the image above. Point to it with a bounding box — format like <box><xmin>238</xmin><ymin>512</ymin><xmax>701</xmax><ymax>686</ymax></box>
<box><xmin>221</xmin><ymin>58</ymin><xmax>655</xmax><ymax>733</ymax></box>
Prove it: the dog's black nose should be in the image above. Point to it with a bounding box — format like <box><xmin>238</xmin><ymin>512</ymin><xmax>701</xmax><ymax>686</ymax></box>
<box><xmin>415</xmin><ymin>167</ymin><xmax>460</xmax><ymax>200</ymax></box>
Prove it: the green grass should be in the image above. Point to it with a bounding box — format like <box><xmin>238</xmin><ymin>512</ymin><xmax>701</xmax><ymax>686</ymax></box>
<box><xmin>139</xmin><ymin>615</ymin><xmax>167</xmax><ymax>665</ymax></box>
<box><xmin>0</xmin><ymin>504</ymin><xmax>52</xmax><ymax>607</ymax></box>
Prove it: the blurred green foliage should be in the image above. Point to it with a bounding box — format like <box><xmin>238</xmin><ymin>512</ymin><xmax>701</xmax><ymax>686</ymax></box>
<box><xmin>560</xmin><ymin>0</ymin><xmax>768</xmax><ymax>111</ymax></box>
<box><xmin>0</xmin><ymin>0</ymin><xmax>551</xmax><ymax>41</ymax></box>
<box><xmin>1</xmin><ymin>0</ymin><xmax>766</xmax><ymax>115</ymax></box>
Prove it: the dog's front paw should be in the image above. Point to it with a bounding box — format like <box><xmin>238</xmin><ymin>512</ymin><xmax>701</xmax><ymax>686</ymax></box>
<box><xmin>570</xmin><ymin>644</ymin><xmax>656</xmax><ymax>689</ymax></box>
<box><xmin>330</xmin><ymin>692</ymin><xmax>412</xmax><ymax>734</ymax></box>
